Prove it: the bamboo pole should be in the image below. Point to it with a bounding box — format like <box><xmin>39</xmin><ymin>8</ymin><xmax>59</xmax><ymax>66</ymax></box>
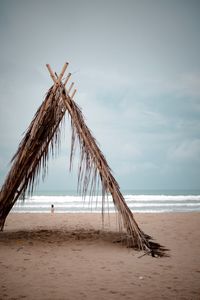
<box><xmin>57</xmin><ymin>62</ymin><xmax>68</xmax><ymax>85</ymax></box>
<box><xmin>71</xmin><ymin>89</ymin><xmax>77</xmax><ymax>99</ymax></box>
<box><xmin>64</xmin><ymin>73</ymin><xmax>72</xmax><ymax>87</ymax></box>
<box><xmin>67</xmin><ymin>82</ymin><xmax>74</xmax><ymax>95</ymax></box>
<box><xmin>46</xmin><ymin>64</ymin><xmax>57</xmax><ymax>83</ymax></box>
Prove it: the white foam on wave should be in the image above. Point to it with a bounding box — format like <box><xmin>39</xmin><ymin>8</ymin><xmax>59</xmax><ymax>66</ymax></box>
<box><xmin>125</xmin><ymin>195</ymin><xmax>200</xmax><ymax>201</ymax></box>
<box><xmin>14</xmin><ymin>202</ymin><xmax>200</xmax><ymax>208</ymax></box>
<box><xmin>20</xmin><ymin>194</ymin><xmax>200</xmax><ymax>203</ymax></box>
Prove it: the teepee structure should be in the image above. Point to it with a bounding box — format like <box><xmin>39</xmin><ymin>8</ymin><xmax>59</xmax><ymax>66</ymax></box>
<box><xmin>0</xmin><ymin>63</ymin><xmax>167</xmax><ymax>256</ymax></box>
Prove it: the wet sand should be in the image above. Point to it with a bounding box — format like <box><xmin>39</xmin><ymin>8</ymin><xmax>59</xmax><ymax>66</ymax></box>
<box><xmin>0</xmin><ymin>213</ymin><xmax>200</xmax><ymax>299</ymax></box>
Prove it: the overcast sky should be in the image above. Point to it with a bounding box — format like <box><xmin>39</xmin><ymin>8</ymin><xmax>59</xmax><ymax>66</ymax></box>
<box><xmin>0</xmin><ymin>0</ymin><xmax>200</xmax><ymax>191</ymax></box>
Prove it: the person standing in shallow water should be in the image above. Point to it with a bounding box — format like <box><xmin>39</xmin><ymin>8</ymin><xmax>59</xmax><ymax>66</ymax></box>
<box><xmin>51</xmin><ymin>204</ymin><xmax>54</xmax><ymax>214</ymax></box>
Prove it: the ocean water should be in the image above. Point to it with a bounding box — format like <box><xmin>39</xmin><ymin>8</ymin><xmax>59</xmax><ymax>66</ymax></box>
<box><xmin>12</xmin><ymin>189</ymin><xmax>200</xmax><ymax>213</ymax></box>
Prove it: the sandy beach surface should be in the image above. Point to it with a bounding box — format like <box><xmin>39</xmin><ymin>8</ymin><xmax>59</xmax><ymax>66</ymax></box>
<box><xmin>0</xmin><ymin>212</ymin><xmax>199</xmax><ymax>300</ymax></box>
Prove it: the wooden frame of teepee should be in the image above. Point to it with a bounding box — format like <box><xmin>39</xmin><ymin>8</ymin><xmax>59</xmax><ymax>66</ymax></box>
<box><xmin>0</xmin><ymin>62</ymin><xmax>167</xmax><ymax>256</ymax></box>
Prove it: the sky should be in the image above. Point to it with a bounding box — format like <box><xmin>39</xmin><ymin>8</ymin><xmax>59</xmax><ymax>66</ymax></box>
<box><xmin>0</xmin><ymin>0</ymin><xmax>200</xmax><ymax>191</ymax></box>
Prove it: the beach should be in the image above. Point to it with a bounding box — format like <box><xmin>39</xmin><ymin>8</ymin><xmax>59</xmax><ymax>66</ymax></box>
<box><xmin>0</xmin><ymin>213</ymin><xmax>200</xmax><ymax>300</ymax></box>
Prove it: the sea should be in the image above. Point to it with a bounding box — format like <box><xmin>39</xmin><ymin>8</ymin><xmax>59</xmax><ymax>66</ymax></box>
<box><xmin>11</xmin><ymin>189</ymin><xmax>200</xmax><ymax>213</ymax></box>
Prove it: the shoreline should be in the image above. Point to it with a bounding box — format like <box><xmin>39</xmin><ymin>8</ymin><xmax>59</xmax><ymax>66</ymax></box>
<box><xmin>10</xmin><ymin>210</ymin><xmax>200</xmax><ymax>213</ymax></box>
<box><xmin>0</xmin><ymin>213</ymin><xmax>200</xmax><ymax>299</ymax></box>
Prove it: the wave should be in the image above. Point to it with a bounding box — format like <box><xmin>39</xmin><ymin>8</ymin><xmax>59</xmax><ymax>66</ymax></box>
<box><xmin>14</xmin><ymin>202</ymin><xmax>200</xmax><ymax>208</ymax></box>
<box><xmin>19</xmin><ymin>194</ymin><xmax>200</xmax><ymax>202</ymax></box>
<box><xmin>13</xmin><ymin>193</ymin><xmax>200</xmax><ymax>213</ymax></box>
<box><xmin>124</xmin><ymin>195</ymin><xmax>200</xmax><ymax>201</ymax></box>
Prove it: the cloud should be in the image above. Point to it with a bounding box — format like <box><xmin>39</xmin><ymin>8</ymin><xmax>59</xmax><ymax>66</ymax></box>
<box><xmin>173</xmin><ymin>73</ymin><xmax>200</xmax><ymax>98</ymax></box>
<box><xmin>168</xmin><ymin>139</ymin><xmax>200</xmax><ymax>163</ymax></box>
<box><xmin>1</xmin><ymin>0</ymin><xmax>200</xmax><ymax>190</ymax></box>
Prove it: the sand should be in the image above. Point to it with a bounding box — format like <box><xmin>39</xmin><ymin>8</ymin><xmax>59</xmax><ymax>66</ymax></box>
<box><xmin>0</xmin><ymin>212</ymin><xmax>200</xmax><ymax>300</ymax></box>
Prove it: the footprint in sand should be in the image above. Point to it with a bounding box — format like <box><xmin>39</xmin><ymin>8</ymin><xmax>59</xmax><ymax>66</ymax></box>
<box><xmin>16</xmin><ymin>266</ymin><xmax>26</xmax><ymax>271</ymax></box>
<box><xmin>109</xmin><ymin>290</ymin><xmax>118</xmax><ymax>294</ymax></box>
<box><xmin>99</xmin><ymin>287</ymin><xmax>107</xmax><ymax>291</ymax></box>
<box><xmin>71</xmin><ymin>248</ymin><xmax>82</xmax><ymax>252</ymax></box>
<box><xmin>164</xmin><ymin>265</ymin><xmax>173</xmax><ymax>270</ymax></box>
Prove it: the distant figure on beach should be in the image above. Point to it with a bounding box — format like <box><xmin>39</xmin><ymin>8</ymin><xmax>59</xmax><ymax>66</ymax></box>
<box><xmin>51</xmin><ymin>204</ymin><xmax>54</xmax><ymax>214</ymax></box>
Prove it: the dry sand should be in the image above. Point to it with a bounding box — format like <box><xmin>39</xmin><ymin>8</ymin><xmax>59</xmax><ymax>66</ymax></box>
<box><xmin>0</xmin><ymin>213</ymin><xmax>200</xmax><ymax>300</ymax></box>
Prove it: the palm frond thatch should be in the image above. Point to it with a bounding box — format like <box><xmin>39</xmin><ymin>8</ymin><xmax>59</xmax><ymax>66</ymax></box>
<box><xmin>0</xmin><ymin>84</ymin><xmax>65</xmax><ymax>228</ymax></box>
<box><xmin>0</xmin><ymin>63</ymin><xmax>168</xmax><ymax>257</ymax></box>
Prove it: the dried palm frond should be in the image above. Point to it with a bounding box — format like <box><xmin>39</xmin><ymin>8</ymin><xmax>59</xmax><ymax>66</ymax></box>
<box><xmin>0</xmin><ymin>85</ymin><xmax>66</xmax><ymax>229</ymax></box>
<box><xmin>0</xmin><ymin>63</ymin><xmax>168</xmax><ymax>257</ymax></box>
<box><xmin>61</xmin><ymin>89</ymin><xmax>168</xmax><ymax>256</ymax></box>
